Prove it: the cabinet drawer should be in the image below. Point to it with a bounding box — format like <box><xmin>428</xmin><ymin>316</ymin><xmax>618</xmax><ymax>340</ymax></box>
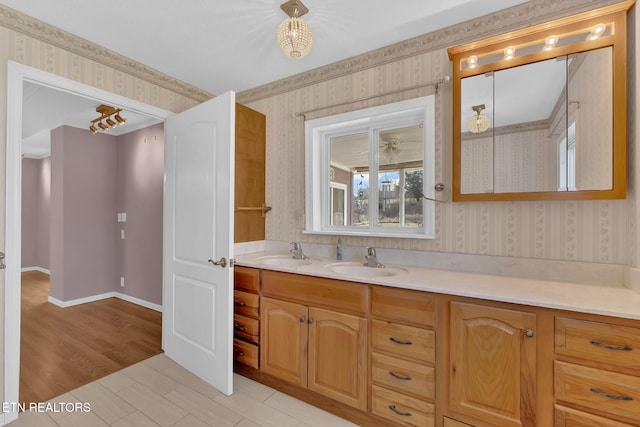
<box><xmin>372</xmin><ymin>286</ymin><xmax>436</xmax><ymax>327</ymax></box>
<box><xmin>555</xmin><ymin>361</ymin><xmax>640</xmax><ymax>422</ymax></box>
<box><xmin>371</xmin><ymin>384</ymin><xmax>434</xmax><ymax>427</ymax></box>
<box><xmin>234</xmin><ymin>290</ymin><xmax>259</xmax><ymax>318</ymax></box>
<box><xmin>233</xmin><ymin>314</ymin><xmax>259</xmax><ymax>344</ymax></box>
<box><xmin>234</xmin><ymin>266</ymin><xmax>260</xmax><ymax>292</ymax></box>
<box><xmin>371</xmin><ymin>352</ymin><xmax>434</xmax><ymax>399</ymax></box>
<box><xmin>555</xmin><ymin>317</ymin><xmax>640</xmax><ymax>370</ymax></box>
<box><xmin>233</xmin><ymin>339</ymin><xmax>259</xmax><ymax>369</ymax></box>
<box><xmin>372</xmin><ymin>320</ymin><xmax>435</xmax><ymax>364</ymax></box>
<box><xmin>261</xmin><ymin>270</ymin><xmax>368</xmax><ymax>314</ymax></box>
<box><xmin>554</xmin><ymin>404</ymin><xmax>634</xmax><ymax>427</ymax></box>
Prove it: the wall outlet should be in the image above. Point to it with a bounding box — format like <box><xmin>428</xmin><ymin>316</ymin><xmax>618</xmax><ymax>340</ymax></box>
<box><xmin>120</xmin><ymin>277</ymin><xmax>125</xmax><ymax>287</ymax></box>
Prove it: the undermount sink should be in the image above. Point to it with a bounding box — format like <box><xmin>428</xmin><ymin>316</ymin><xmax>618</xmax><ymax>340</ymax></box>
<box><xmin>255</xmin><ymin>255</ymin><xmax>312</xmax><ymax>267</ymax></box>
<box><xmin>325</xmin><ymin>262</ymin><xmax>407</xmax><ymax>278</ymax></box>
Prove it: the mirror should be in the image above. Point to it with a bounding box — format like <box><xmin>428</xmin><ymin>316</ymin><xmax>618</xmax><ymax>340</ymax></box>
<box><xmin>449</xmin><ymin>1</ymin><xmax>631</xmax><ymax>201</ymax></box>
<box><xmin>305</xmin><ymin>96</ymin><xmax>436</xmax><ymax>239</ymax></box>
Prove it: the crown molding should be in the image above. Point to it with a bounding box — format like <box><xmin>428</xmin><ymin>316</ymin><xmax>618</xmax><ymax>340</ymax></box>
<box><xmin>237</xmin><ymin>0</ymin><xmax>624</xmax><ymax>104</ymax></box>
<box><xmin>0</xmin><ymin>4</ymin><xmax>213</xmax><ymax>103</ymax></box>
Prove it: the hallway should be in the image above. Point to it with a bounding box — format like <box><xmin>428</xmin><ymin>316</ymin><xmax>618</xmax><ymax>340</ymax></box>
<box><xmin>20</xmin><ymin>271</ymin><xmax>162</xmax><ymax>403</ymax></box>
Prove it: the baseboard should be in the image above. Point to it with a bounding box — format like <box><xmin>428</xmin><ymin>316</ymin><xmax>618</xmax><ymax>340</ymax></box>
<box><xmin>115</xmin><ymin>293</ymin><xmax>163</xmax><ymax>312</ymax></box>
<box><xmin>21</xmin><ymin>266</ymin><xmax>50</xmax><ymax>274</ymax></box>
<box><xmin>48</xmin><ymin>292</ymin><xmax>162</xmax><ymax>312</ymax></box>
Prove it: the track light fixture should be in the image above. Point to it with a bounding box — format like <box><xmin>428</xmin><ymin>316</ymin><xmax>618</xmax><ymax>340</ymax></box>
<box><xmin>89</xmin><ymin>104</ymin><xmax>127</xmax><ymax>134</ymax></box>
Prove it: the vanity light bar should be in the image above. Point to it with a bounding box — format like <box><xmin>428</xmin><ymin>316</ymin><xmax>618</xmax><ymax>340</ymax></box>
<box><xmin>503</xmin><ymin>46</ymin><xmax>516</xmax><ymax>60</ymax></box>
<box><xmin>543</xmin><ymin>35</ymin><xmax>559</xmax><ymax>50</ymax></box>
<box><xmin>586</xmin><ymin>23</ymin><xmax>607</xmax><ymax>40</ymax></box>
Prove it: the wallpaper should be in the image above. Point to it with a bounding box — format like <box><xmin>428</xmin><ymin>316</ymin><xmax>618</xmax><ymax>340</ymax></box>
<box><xmin>246</xmin><ymin>39</ymin><xmax>632</xmax><ymax>266</ymax></box>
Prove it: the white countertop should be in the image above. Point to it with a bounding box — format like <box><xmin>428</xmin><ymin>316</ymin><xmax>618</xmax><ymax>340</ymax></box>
<box><xmin>235</xmin><ymin>251</ymin><xmax>640</xmax><ymax>321</ymax></box>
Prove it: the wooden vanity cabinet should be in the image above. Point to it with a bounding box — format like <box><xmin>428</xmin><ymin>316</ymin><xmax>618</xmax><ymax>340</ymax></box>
<box><xmin>448</xmin><ymin>301</ymin><xmax>537</xmax><ymax>427</ymax></box>
<box><xmin>232</xmin><ymin>266</ymin><xmax>261</xmax><ymax>368</ymax></box>
<box><xmin>260</xmin><ymin>270</ymin><xmax>368</xmax><ymax>411</ymax></box>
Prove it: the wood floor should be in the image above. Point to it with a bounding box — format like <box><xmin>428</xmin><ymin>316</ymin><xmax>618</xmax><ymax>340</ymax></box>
<box><xmin>20</xmin><ymin>271</ymin><xmax>162</xmax><ymax>404</ymax></box>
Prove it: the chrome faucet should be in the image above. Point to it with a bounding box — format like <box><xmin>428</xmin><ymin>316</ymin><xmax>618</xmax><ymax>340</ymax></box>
<box><xmin>364</xmin><ymin>247</ymin><xmax>385</xmax><ymax>268</ymax></box>
<box><xmin>290</xmin><ymin>242</ymin><xmax>309</xmax><ymax>260</ymax></box>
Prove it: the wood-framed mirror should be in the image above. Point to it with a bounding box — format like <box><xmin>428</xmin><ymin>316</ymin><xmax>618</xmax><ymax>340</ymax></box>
<box><xmin>448</xmin><ymin>1</ymin><xmax>634</xmax><ymax>202</ymax></box>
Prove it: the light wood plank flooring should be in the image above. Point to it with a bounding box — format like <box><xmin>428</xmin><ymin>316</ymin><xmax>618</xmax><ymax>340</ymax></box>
<box><xmin>20</xmin><ymin>271</ymin><xmax>162</xmax><ymax>404</ymax></box>
<box><xmin>8</xmin><ymin>354</ymin><xmax>358</xmax><ymax>427</ymax></box>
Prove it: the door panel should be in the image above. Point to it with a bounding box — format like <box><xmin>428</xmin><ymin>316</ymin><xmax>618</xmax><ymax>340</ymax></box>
<box><xmin>308</xmin><ymin>307</ymin><xmax>367</xmax><ymax>410</ymax></box>
<box><xmin>450</xmin><ymin>301</ymin><xmax>536</xmax><ymax>427</ymax></box>
<box><xmin>260</xmin><ymin>297</ymin><xmax>308</xmax><ymax>386</ymax></box>
<box><xmin>163</xmin><ymin>91</ymin><xmax>235</xmax><ymax>395</ymax></box>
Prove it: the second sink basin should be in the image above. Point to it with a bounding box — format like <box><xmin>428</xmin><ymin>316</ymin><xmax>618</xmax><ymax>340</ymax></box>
<box><xmin>256</xmin><ymin>255</ymin><xmax>313</xmax><ymax>267</ymax></box>
<box><xmin>325</xmin><ymin>262</ymin><xmax>407</xmax><ymax>278</ymax></box>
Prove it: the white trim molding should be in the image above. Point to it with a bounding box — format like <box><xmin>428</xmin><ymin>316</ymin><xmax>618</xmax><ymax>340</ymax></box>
<box><xmin>48</xmin><ymin>292</ymin><xmax>162</xmax><ymax>312</ymax></box>
<box><xmin>21</xmin><ymin>266</ymin><xmax>51</xmax><ymax>274</ymax></box>
<box><xmin>4</xmin><ymin>61</ymin><xmax>173</xmax><ymax>427</ymax></box>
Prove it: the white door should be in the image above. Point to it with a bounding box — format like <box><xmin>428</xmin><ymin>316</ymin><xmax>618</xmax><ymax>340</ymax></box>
<box><xmin>163</xmin><ymin>91</ymin><xmax>235</xmax><ymax>395</ymax></box>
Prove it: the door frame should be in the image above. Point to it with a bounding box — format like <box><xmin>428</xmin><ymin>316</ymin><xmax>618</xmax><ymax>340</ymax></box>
<box><xmin>3</xmin><ymin>60</ymin><xmax>173</xmax><ymax>426</ymax></box>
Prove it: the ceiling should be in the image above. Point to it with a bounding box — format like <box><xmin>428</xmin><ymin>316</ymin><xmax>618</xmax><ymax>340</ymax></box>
<box><xmin>1</xmin><ymin>0</ymin><xmax>528</xmax><ymax>95</ymax></box>
<box><xmin>6</xmin><ymin>0</ymin><xmax>531</xmax><ymax>157</ymax></box>
<box><xmin>22</xmin><ymin>82</ymin><xmax>161</xmax><ymax>158</ymax></box>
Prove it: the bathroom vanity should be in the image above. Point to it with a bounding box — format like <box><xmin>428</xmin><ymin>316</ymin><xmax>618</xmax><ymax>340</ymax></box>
<box><xmin>232</xmin><ymin>252</ymin><xmax>640</xmax><ymax>427</ymax></box>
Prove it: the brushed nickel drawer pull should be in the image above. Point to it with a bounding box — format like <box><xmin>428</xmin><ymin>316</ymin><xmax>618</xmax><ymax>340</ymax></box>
<box><xmin>590</xmin><ymin>340</ymin><xmax>633</xmax><ymax>351</ymax></box>
<box><xmin>590</xmin><ymin>387</ymin><xmax>633</xmax><ymax>401</ymax></box>
<box><xmin>234</xmin><ymin>324</ymin><xmax>247</xmax><ymax>332</ymax></box>
<box><xmin>233</xmin><ymin>348</ymin><xmax>246</xmax><ymax>356</ymax></box>
<box><xmin>389</xmin><ymin>337</ymin><xmax>413</xmax><ymax>345</ymax></box>
<box><xmin>389</xmin><ymin>371</ymin><xmax>412</xmax><ymax>381</ymax></box>
<box><xmin>234</xmin><ymin>300</ymin><xmax>246</xmax><ymax>307</ymax></box>
<box><xmin>389</xmin><ymin>405</ymin><xmax>412</xmax><ymax>417</ymax></box>
<box><xmin>299</xmin><ymin>317</ymin><xmax>305</xmax><ymax>323</ymax></box>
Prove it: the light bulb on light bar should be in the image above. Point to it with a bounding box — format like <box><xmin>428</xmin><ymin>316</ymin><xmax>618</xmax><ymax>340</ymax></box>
<box><xmin>586</xmin><ymin>23</ymin><xmax>607</xmax><ymax>40</ymax></box>
<box><xmin>543</xmin><ymin>35</ymin><xmax>559</xmax><ymax>50</ymax></box>
<box><xmin>504</xmin><ymin>46</ymin><xmax>516</xmax><ymax>60</ymax></box>
<box><xmin>467</xmin><ymin>55</ymin><xmax>478</xmax><ymax>68</ymax></box>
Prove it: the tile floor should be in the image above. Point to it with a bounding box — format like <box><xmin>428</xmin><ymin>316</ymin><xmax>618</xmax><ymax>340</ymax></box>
<box><xmin>8</xmin><ymin>354</ymin><xmax>358</xmax><ymax>427</ymax></box>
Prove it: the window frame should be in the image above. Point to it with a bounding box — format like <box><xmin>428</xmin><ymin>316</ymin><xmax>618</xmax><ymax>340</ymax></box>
<box><xmin>304</xmin><ymin>95</ymin><xmax>435</xmax><ymax>239</ymax></box>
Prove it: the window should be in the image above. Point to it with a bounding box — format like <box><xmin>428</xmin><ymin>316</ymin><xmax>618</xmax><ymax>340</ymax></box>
<box><xmin>305</xmin><ymin>96</ymin><xmax>435</xmax><ymax>238</ymax></box>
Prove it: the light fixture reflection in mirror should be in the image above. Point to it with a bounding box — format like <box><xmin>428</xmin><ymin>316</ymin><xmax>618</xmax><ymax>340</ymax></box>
<box><xmin>468</xmin><ymin>104</ymin><xmax>490</xmax><ymax>134</ymax></box>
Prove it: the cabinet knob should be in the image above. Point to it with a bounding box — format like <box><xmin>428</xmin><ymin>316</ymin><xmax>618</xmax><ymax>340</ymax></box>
<box><xmin>525</xmin><ymin>329</ymin><xmax>535</xmax><ymax>338</ymax></box>
<box><xmin>299</xmin><ymin>316</ymin><xmax>305</xmax><ymax>323</ymax></box>
<box><xmin>308</xmin><ymin>318</ymin><xmax>314</xmax><ymax>324</ymax></box>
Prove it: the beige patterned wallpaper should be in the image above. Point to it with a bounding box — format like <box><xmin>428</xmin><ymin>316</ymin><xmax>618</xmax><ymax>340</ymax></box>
<box><xmin>241</xmin><ymin>1</ymin><xmax>636</xmax><ymax>266</ymax></box>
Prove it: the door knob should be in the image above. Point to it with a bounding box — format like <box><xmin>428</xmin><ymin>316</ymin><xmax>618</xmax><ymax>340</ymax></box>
<box><xmin>208</xmin><ymin>257</ymin><xmax>227</xmax><ymax>268</ymax></box>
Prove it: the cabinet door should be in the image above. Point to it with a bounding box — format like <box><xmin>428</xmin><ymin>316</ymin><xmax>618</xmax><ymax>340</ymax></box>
<box><xmin>308</xmin><ymin>307</ymin><xmax>367</xmax><ymax>410</ymax></box>
<box><xmin>450</xmin><ymin>302</ymin><xmax>536</xmax><ymax>427</ymax></box>
<box><xmin>260</xmin><ymin>297</ymin><xmax>308</xmax><ymax>386</ymax></box>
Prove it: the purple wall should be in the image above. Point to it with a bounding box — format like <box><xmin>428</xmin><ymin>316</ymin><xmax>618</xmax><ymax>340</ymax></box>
<box><xmin>50</xmin><ymin>126</ymin><xmax>119</xmax><ymax>301</ymax></box>
<box><xmin>26</xmin><ymin>124</ymin><xmax>163</xmax><ymax>306</ymax></box>
<box><xmin>116</xmin><ymin>123</ymin><xmax>164</xmax><ymax>305</ymax></box>
<box><xmin>22</xmin><ymin>157</ymin><xmax>51</xmax><ymax>270</ymax></box>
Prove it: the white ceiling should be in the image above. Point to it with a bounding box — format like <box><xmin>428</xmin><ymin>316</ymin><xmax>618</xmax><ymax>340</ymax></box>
<box><xmin>1</xmin><ymin>0</ymin><xmax>528</xmax><ymax>95</ymax></box>
<box><xmin>22</xmin><ymin>82</ymin><xmax>161</xmax><ymax>158</ymax></box>
<box><xmin>7</xmin><ymin>0</ymin><xmax>532</xmax><ymax>158</ymax></box>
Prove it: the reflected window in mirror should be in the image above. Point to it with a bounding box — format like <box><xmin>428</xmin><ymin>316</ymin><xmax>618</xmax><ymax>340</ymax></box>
<box><xmin>305</xmin><ymin>96</ymin><xmax>435</xmax><ymax>238</ymax></box>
